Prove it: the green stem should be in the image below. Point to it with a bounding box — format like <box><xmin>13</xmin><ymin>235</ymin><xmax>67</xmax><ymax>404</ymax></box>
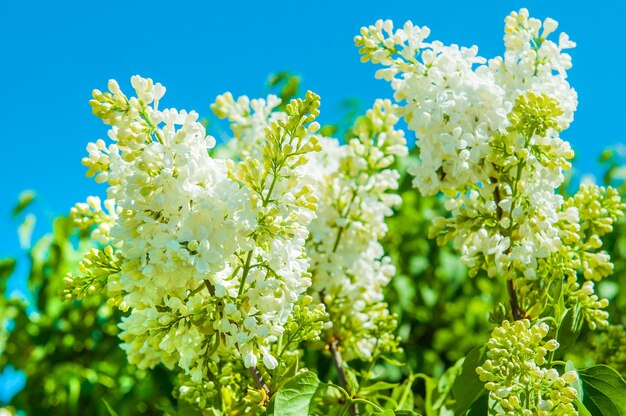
<box><xmin>396</xmin><ymin>374</ymin><xmax>417</xmax><ymax>410</ymax></box>
<box><xmin>139</xmin><ymin>108</ymin><xmax>164</xmax><ymax>144</ymax></box>
<box><xmin>331</xmin><ymin>188</ymin><xmax>359</xmax><ymax>252</ymax></box>
<box><xmin>413</xmin><ymin>373</ymin><xmax>435</xmax><ymax>416</ymax></box>
<box><xmin>507</xmin><ymin>159</ymin><xmax>526</xmax><ymax>222</ymax></box>
<box><xmin>492</xmin><ymin>176</ymin><xmax>525</xmax><ymax>321</ymax></box>
<box><xmin>189</xmin><ymin>282</ymin><xmax>207</xmax><ymax>296</ymax></box>
<box><xmin>356</xmin><ymin>339</ymin><xmax>380</xmax><ymax>395</ymax></box>
<box><xmin>337</xmin><ymin>403</ymin><xmax>351</xmax><ymax>416</ymax></box>
<box><xmin>332</xmin><ymin>227</ymin><xmax>345</xmax><ymax>252</ymax></box>
<box><xmin>237</xmin><ymin>250</ymin><xmax>254</xmax><ymax>298</ymax></box>
<box><xmin>351</xmin><ymin>398</ymin><xmax>384</xmax><ymax>413</ymax></box>
<box><xmin>547</xmin><ymin>314</ymin><xmax>564</xmax><ymax>367</ymax></box>
<box><xmin>262</xmin><ymin>165</ymin><xmax>281</xmax><ymax>206</ymax></box>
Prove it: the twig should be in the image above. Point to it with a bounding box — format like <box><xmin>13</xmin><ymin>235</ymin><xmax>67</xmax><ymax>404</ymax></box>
<box><xmin>203</xmin><ymin>279</ymin><xmax>215</xmax><ymax>296</ymax></box>
<box><xmin>491</xmin><ymin>178</ymin><xmax>526</xmax><ymax>321</ymax></box>
<box><xmin>329</xmin><ymin>338</ymin><xmax>358</xmax><ymax>416</ymax></box>
<box><xmin>507</xmin><ymin>279</ymin><xmax>524</xmax><ymax>321</ymax></box>
<box><xmin>249</xmin><ymin>366</ymin><xmax>272</xmax><ymax>398</ymax></box>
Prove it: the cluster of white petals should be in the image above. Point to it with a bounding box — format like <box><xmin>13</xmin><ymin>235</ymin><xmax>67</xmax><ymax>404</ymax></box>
<box><xmin>356</xmin><ymin>9</ymin><xmax>578</xmax><ymax>282</ymax></box>
<box><xmin>77</xmin><ymin>76</ymin><xmax>322</xmax><ymax>382</ymax></box>
<box><xmin>305</xmin><ymin>100</ymin><xmax>407</xmax><ymax>358</ymax></box>
<box><xmin>213</xmin><ymin>95</ymin><xmax>406</xmax><ymax>358</ymax></box>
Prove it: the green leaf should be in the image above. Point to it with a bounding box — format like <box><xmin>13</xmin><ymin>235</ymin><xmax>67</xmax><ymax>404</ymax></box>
<box><xmin>392</xmin><ymin>374</ymin><xmax>417</xmax><ymax>411</ymax></box>
<box><xmin>267</xmin><ymin>72</ymin><xmax>300</xmax><ymax>106</ymax></box>
<box><xmin>53</xmin><ymin>216</ymin><xmax>71</xmax><ymax>245</ymax></box>
<box><xmin>155</xmin><ymin>403</ymin><xmax>178</xmax><ymax>416</ymax></box>
<box><xmin>68</xmin><ymin>376</ymin><xmax>81</xmax><ymax>412</ymax></box>
<box><xmin>102</xmin><ymin>398</ymin><xmax>120</xmax><ymax>416</ymax></box>
<box><xmin>600</xmin><ymin>148</ymin><xmax>614</xmax><ymax>163</ymax></box>
<box><xmin>281</xmin><ymin>77</ymin><xmax>299</xmax><ymax>102</ymax></box>
<box><xmin>12</xmin><ymin>190</ymin><xmax>35</xmax><ymax>217</ymax></box>
<box><xmin>556</xmin><ymin>308</ymin><xmax>584</xmax><ymax>357</ymax></box>
<box><xmin>319</xmin><ymin>124</ymin><xmax>338</xmax><ymax>137</ymax></box>
<box><xmin>360</xmin><ymin>381</ymin><xmax>399</xmax><ymax>394</ymax></box>
<box><xmin>452</xmin><ymin>346</ymin><xmax>487</xmax><ymax>416</ymax></box>
<box><xmin>598</xmin><ymin>280</ymin><xmax>620</xmax><ymax>301</ymax></box>
<box><xmin>373</xmin><ymin>410</ymin><xmax>420</xmax><ymax>416</ymax></box>
<box><xmin>466</xmin><ymin>392</ymin><xmax>488</xmax><ymax>415</ymax></box>
<box><xmin>574</xmin><ymin>398</ymin><xmax>593</xmax><ymax>416</ymax></box>
<box><xmin>0</xmin><ymin>258</ymin><xmax>16</xmax><ymax>281</ymax></box>
<box><xmin>371</xmin><ymin>410</ymin><xmax>394</xmax><ymax>416</ymax></box>
<box><xmin>579</xmin><ymin>365</ymin><xmax>626</xmax><ymax>416</ymax></box>
<box><xmin>270</xmin><ymin>371</ymin><xmax>320</xmax><ymax>416</ymax></box>
<box><xmin>380</xmin><ymin>355</ymin><xmax>406</xmax><ymax>367</ymax></box>
<box><xmin>276</xmin><ymin>356</ymin><xmax>300</xmax><ymax>388</ymax></box>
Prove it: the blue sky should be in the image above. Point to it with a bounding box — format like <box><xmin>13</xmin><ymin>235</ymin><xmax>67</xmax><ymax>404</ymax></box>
<box><xmin>1</xmin><ymin>0</ymin><xmax>625</xmax><ymax>261</ymax></box>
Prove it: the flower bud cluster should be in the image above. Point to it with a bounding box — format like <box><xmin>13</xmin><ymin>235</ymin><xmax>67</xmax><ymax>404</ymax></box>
<box><xmin>519</xmin><ymin>183</ymin><xmax>624</xmax><ymax>323</ymax></box>
<box><xmin>476</xmin><ymin>320</ymin><xmax>578</xmax><ymax>415</ymax></box>
<box><xmin>496</xmin><ymin>9</ymin><xmax>577</xmax><ymax>127</ymax></box>
<box><xmin>591</xmin><ymin>325</ymin><xmax>626</xmax><ymax>375</ymax></box>
<box><xmin>63</xmin><ymin>245</ymin><xmax>121</xmax><ymax>301</ymax></box>
<box><xmin>211</xmin><ymin>92</ymin><xmax>283</xmax><ymax>159</ymax></box>
<box><xmin>76</xmin><ymin>76</ymin><xmax>323</xmax><ymax>384</ymax></box>
<box><xmin>70</xmin><ymin>195</ymin><xmax>118</xmax><ymax>245</ymax></box>
<box><xmin>562</xmin><ymin>184</ymin><xmax>625</xmax><ymax>280</ymax></box>
<box><xmin>175</xmin><ymin>360</ymin><xmax>264</xmax><ymax>414</ymax></box>
<box><xmin>564</xmin><ymin>276</ymin><xmax>609</xmax><ymax>330</ymax></box>
<box><xmin>282</xmin><ymin>295</ymin><xmax>330</xmax><ymax>348</ymax></box>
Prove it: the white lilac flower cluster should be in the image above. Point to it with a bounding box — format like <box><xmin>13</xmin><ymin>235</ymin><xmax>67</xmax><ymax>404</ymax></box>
<box><xmin>305</xmin><ymin>99</ymin><xmax>407</xmax><ymax>359</ymax></box>
<box><xmin>356</xmin><ymin>9</ymin><xmax>579</xmax><ymax>284</ymax></box>
<box><xmin>356</xmin><ymin>8</ymin><xmax>576</xmax><ymax>193</ymax></box>
<box><xmin>476</xmin><ymin>320</ymin><xmax>579</xmax><ymax>416</ymax></box>
<box><xmin>357</xmin><ymin>10</ymin><xmax>625</xmax><ymax>415</ymax></box>
<box><xmin>212</xmin><ymin>95</ymin><xmax>407</xmax><ymax>359</ymax></box>
<box><xmin>68</xmin><ymin>76</ymin><xmax>322</xmax><ymax>383</ymax></box>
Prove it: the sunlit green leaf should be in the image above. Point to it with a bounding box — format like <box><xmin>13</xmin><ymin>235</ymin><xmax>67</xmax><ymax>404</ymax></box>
<box><xmin>102</xmin><ymin>398</ymin><xmax>120</xmax><ymax>416</ymax></box>
<box><xmin>360</xmin><ymin>381</ymin><xmax>399</xmax><ymax>394</ymax></box>
<box><xmin>12</xmin><ymin>190</ymin><xmax>36</xmax><ymax>217</ymax></box>
<box><xmin>452</xmin><ymin>346</ymin><xmax>487</xmax><ymax>415</ymax></box>
<box><xmin>270</xmin><ymin>371</ymin><xmax>320</xmax><ymax>416</ymax></box>
<box><xmin>579</xmin><ymin>365</ymin><xmax>626</xmax><ymax>416</ymax></box>
<box><xmin>556</xmin><ymin>308</ymin><xmax>584</xmax><ymax>357</ymax></box>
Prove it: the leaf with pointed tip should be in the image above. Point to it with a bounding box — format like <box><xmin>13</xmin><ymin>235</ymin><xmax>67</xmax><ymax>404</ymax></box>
<box><xmin>12</xmin><ymin>190</ymin><xmax>35</xmax><ymax>217</ymax></box>
<box><xmin>452</xmin><ymin>346</ymin><xmax>487</xmax><ymax>415</ymax></box>
<box><xmin>556</xmin><ymin>308</ymin><xmax>584</xmax><ymax>358</ymax></box>
<box><xmin>270</xmin><ymin>371</ymin><xmax>320</xmax><ymax>416</ymax></box>
<box><xmin>579</xmin><ymin>365</ymin><xmax>626</xmax><ymax>416</ymax></box>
